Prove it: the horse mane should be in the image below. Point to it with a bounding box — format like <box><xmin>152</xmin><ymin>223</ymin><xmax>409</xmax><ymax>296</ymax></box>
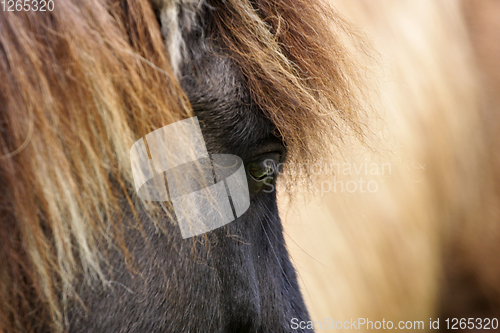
<box><xmin>0</xmin><ymin>0</ymin><xmax>368</xmax><ymax>331</ymax></box>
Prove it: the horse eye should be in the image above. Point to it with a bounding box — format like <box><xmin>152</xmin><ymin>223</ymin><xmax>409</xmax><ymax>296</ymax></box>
<box><xmin>246</xmin><ymin>153</ymin><xmax>281</xmax><ymax>193</ymax></box>
<box><xmin>248</xmin><ymin>160</ymin><xmax>273</xmax><ymax>181</ymax></box>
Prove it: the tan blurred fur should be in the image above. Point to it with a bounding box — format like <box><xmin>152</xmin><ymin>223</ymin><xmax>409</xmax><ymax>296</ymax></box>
<box><xmin>283</xmin><ymin>0</ymin><xmax>498</xmax><ymax>330</ymax></box>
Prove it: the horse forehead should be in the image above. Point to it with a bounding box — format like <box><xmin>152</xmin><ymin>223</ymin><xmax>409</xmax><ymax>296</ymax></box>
<box><xmin>180</xmin><ymin>54</ymin><xmax>275</xmax><ymax>156</ymax></box>
<box><xmin>151</xmin><ymin>1</ymin><xmax>278</xmax><ymax>153</ymax></box>
<box><xmin>152</xmin><ymin>0</ymin><xmax>205</xmax><ymax>77</ymax></box>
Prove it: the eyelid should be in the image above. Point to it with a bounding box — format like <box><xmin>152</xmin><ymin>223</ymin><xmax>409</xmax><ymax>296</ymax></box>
<box><xmin>248</xmin><ymin>141</ymin><xmax>286</xmax><ymax>162</ymax></box>
<box><xmin>248</xmin><ymin>152</ymin><xmax>282</xmax><ymax>165</ymax></box>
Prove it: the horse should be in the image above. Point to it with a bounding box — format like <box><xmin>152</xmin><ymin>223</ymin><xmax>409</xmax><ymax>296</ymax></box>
<box><xmin>0</xmin><ymin>0</ymin><xmax>368</xmax><ymax>331</ymax></box>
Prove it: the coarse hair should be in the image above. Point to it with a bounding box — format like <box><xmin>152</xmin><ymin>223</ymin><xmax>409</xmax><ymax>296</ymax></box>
<box><xmin>0</xmin><ymin>0</ymin><xmax>369</xmax><ymax>331</ymax></box>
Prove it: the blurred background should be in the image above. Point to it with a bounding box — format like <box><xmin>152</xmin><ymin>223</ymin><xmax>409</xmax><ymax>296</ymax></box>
<box><xmin>281</xmin><ymin>1</ymin><xmax>500</xmax><ymax>331</ymax></box>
